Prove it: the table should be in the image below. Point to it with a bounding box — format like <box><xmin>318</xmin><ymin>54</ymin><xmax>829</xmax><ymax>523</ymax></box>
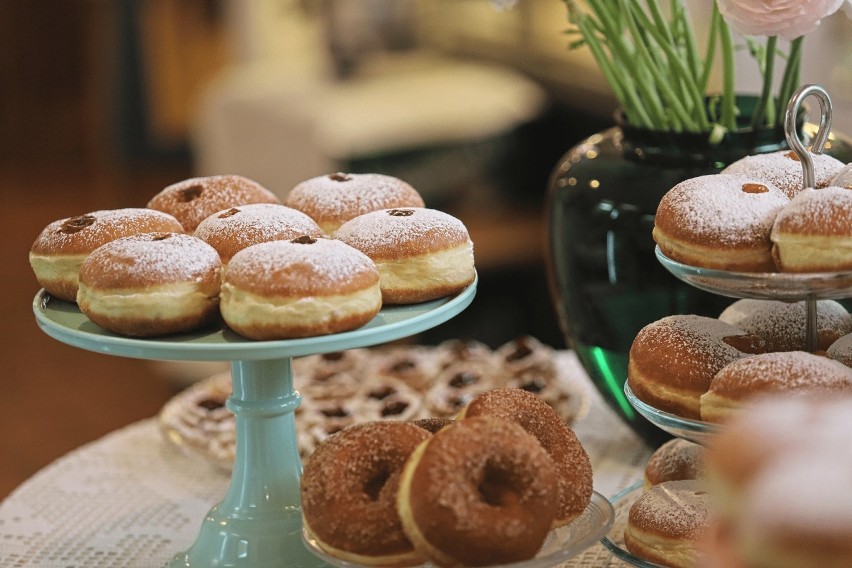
<box><xmin>0</xmin><ymin>352</ymin><xmax>651</xmax><ymax>567</ymax></box>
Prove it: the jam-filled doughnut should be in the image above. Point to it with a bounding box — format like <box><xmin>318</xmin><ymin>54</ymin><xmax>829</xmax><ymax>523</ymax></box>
<box><xmin>220</xmin><ymin>236</ymin><xmax>381</xmax><ymax>340</ymax></box>
<box><xmin>301</xmin><ymin>421</ymin><xmax>431</xmax><ymax>567</ymax></box>
<box><xmin>458</xmin><ymin>388</ymin><xmax>593</xmax><ymax>526</ymax></box>
<box><xmin>147</xmin><ymin>174</ymin><xmax>279</xmax><ymax>232</ymax></box>
<box><xmin>29</xmin><ymin>208</ymin><xmax>184</xmax><ymax>302</ymax></box>
<box><xmin>721</xmin><ymin>149</ymin><xmax>846</xmax><ymax>199</ymax></box>
<box><xmin>770</xmin><ymin>186</ymin><xmax>852</xmax><ymax>272</ymax></box>
<box><xmin>827</xmin><ymin>332</ymin><xmax>852</xmax><ymax>367</ymax></box>
<box><xmin>193</xmin><ymin>203</ymin><xmax>324</xmax><ymax>264</ymax></box>
<box><xmin>397</xmin><ymin>416</ymin><xmax>558</xmax><ymax>566</ymax></box>
<box><xmin>644</xmin><ymin>438</ymin><xmax>705</xmax><ymax>489</ymax></box>
<box><xmin>699</xmin><ymin>351</ymin><xmax>852</xmax><ymax>423</ymax></box>
<box><xmin>624</xmin><ymin>480</ymin><xmax>716</xmax><ymax>568</ymax></box>
<box><xmin>285</xmin><ymin>172</ymin><xmax>425</xmax><ymax>234</ymax></box>
<box><xmin>627</xmin><ymin>315</ymin><xmax>765</xmax><ymax>419</ymax></box>
<box><xmin>77</xmin><ymin>232</ymin><xmax>221</xmax><ymax>337</ymax></box>
<box><xmin>653</xmin><ymin>174</ymin><xmax>789</xmax><ymax>271</ymax></box>
<box><xmin>334</xmin><ymin>207</ymin><xmax>475</xmax><ymax>304</ymax></box>
<box><xmin>719</xmin><ymin>299</ymin><xmax>852</xmax><ymax>352</ymax></box>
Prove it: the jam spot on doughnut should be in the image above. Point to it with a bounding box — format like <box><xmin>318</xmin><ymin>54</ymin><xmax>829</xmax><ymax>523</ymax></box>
<box><xmin>449</xmin><ymin>370</ymin><xmax>481</xmax><ymax>388</ymax></box>
<box><xmin>197</xmin><ymin>397</ymin><xmax>226</xmax><ymax>411</ymax></box>
<box><xmin>381</xmin><ymin>400</ymin><xmax>409</xmax><ymax>417</ymax></box>
<box><xmin>368</xmin><ymin>386</ymin><xmax>395</xmax><ymax>400</ymax></box>
<box><xmin>785</xmin><ymin>151</ymin><xmax>801</xmax><ymax>161</ymax></box>
<box><xmin>328</xmin><ymin>172</ymin><xmax>353</xmax><ymax>182</ymax></box>
<box><xmin>291</xmin><ymin>235</ymin><xmax>317</xmax><ymax>245</ymax></box>
<box><xmin>218</xmin><ymin>207</ymin><xmax>241</xmax><ymax>218</ymax></box>
<box><xmin>364</xmin><ymin>470</ymin><xmax>391</xmax><ymax>501</ymax></box>
<box><xmin>388</xmin><ymin>209</ymin><xmax>414</xmax><ymax>217</ymax></box>
<box><xmin>58</xmin><ymin>214</ymin><xmax>96</xmax><ymax>234</ymax></box>
<box><xmin>178</xmin><ymin>184</ymin><xmax>204</xmax><ymax>202</ymax></box>
<box><xmin>722</xmin><ymin>334</ymin><xmax>765</xmax><ymax>354</ymax></box>
<box><xmin>741</xmin><ymin>183</ymin><xmax>769</xmax><ymax>194</ymax></box>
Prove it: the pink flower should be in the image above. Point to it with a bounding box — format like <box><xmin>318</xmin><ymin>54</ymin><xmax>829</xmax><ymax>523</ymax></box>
<box><xmin>717</xmin><ymin>0</ymin><xmax>845</xmax><ymax>39</ymax></box>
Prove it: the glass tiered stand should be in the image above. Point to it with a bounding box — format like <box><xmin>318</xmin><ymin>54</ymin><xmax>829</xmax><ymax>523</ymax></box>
<box><xmin>601</xmin><ymin>84</ymin><xmax>852</xmax><ymax>566</ymax></box>
<box><xmin>33</xmin><ymin>280</ymin><xmax>477</xmax><ymax>568</ymax></box>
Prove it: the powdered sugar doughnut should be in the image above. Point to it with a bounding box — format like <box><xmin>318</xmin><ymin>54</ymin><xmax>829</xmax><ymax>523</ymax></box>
<box><xmin>653</xmin><ymin>174</ymin><xmax>790</xmax><ymax>272</ymax></box>
<box><xmin>719</xmin><ymin>299</ymin><xmax>852</xmax><ymax>352</ymax></box>
<box><xmin>30</xmin><ymin>208</ymin><xmax>184</xmax><ymax>302</ymax></box>
<box><xmin>194</xmin><ymin>203</ymin><xmax>323</xmax><ymax>264</ymax></box>
<box><xmin>334</xmin><ymin>207</ymin><xmax>475</xmax><ymax>304</ymax></box>
<box><xmin>148</xmin><ymin>175</ymin><xmax>279</xmax><ymax>232</ymax></box>
<box><xmin>770</xmin><ymin>186</ymin><xmax>852</xmax><ymax>272</ymax></box>
<box><xmin>77</xmin><ymin>232</ymin><xmax>222</xmax><ymax>337</ymax></box>
<box><xmin>285</xmin><ymin>172</ymin><xmax>425</xmax><ymax>233</ymax></box>
<box><xmin>827</xmin><ymin>332</ymin><xmax>852</xmax><ymax>367</ymax></box>
<box><xmin>627</xmin><ymin>315</ymin><xmax>765</xmax><ymax>419</ymax></box>
<box><xmin>220</xmin><ymin>236</ymin><xmax>381</xmax><ymax>340</ymax></box>
<box><xmin>699</xmin><ymin>351</ymin><xmax>852</xmax><ymax>423</ymax></box>
<box><xmin>644</xmin><ymin>438</ymin><xmax>705</xmax><ymax>489</ymax></box>
<box><xmin>721</xmin><ymin>150</ymin><xmax>845</xmax><ymax>199</ymax></box>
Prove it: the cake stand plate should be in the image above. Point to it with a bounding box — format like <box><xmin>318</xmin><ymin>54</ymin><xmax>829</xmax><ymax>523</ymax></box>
<box><xmin>33</xmin><ymin>278</ymin><xmax>477</xmax><ymax>568</ymax></box>
<box><xmin>624</xmin><ymin>383</ymin><xmax>720</xmax><ymax>446</ymax></box>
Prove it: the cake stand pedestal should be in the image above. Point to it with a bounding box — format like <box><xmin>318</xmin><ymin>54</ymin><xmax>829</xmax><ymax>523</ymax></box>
<box><xmin>33</xmin><ymin>278</ymin><xmax>477</xmax><ymax>568</ymax></box>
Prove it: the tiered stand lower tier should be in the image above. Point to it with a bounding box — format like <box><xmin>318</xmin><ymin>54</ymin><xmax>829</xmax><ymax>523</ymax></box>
<box><xmin>33</xmin><ymin>279</ymin><xmax>477</xmax><ymax>568</ymax></box>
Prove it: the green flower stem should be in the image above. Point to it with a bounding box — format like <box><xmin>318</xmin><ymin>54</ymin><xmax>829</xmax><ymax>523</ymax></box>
<box><xmin>751</xmin><ymin>36</ymin><xmax>777</xmax><ymax>128</ymax></box>
<box><xmin>777</xmin><ymin>37</ymin><xmax>804</xmax><ymax>127</ymax></box>
<box><xmin>718</xmin><ymin>15</ymin><xmax>737</xmax><ymax>131</ymax></box>
<box><xmin>699</xmin><ymin>4</ymin><xmax>720</xmax><ymax>92</ymax></box>
<box><xmin>677</xmin><ymin>1</ymin><xmax>703</xmax><ymax>90</ymax></box>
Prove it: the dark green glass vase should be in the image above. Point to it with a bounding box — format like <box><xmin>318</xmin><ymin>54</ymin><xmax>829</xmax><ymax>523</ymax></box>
<box><xmin>545</xmin><ymin>102</ymin><xmax>852</xmax><ymax>447</ymax></box>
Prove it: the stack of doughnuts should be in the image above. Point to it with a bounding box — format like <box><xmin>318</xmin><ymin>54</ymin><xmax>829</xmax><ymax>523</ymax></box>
<box><xmin>300</xmin><ymin>388</ymin><xmax>593</xmax><ymax>567</ymax></box>
<box><xmin>30</xmin><ymin>172</ymin><xmax>477</xmax><ymax>340</ymax></box>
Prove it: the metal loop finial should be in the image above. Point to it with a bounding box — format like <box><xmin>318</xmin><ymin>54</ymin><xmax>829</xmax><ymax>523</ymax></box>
<box><xmin>785</xmin><ymin>84</ymin><xmax>833</xmax><ymax>189</ymax></box>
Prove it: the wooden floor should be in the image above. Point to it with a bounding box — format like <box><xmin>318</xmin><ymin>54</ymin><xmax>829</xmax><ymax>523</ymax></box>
<box><xmin>0</xmin><ymin>162</ymin><xmax>197</xmax><ymax>499</ymax></box>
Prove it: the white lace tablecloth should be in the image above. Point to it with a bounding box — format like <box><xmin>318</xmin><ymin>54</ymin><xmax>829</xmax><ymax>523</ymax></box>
<box><xmin>0</xmin><ymin>352</ymin><xmax>650</xmax><ymax>567</ymax></box>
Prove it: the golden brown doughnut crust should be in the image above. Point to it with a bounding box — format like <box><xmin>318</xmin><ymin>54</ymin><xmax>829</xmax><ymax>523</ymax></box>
<box><xmin>721</xmin><ymin>150</ymin><xmax>846</xmax><ymax>198</ymax></box>
<box><xmin>458</xmin><ymin>388</ymin><xmax>593</xmax><ymax>526</ymax></box>
<box><xmin>627</xmin><ymin>315</ymin><xmax>765</xmax><ymax>419</ymax></box>
<box><xmin>76</xmin><ymin>232</ymin><xmax>222</xmax><ymax>337</ymax></box>
<box><xmin>300</xmin><ymin>421</ymin><xmax>431</xmax><ymax>566</ymax></box>
<box><xmin>147</xmin><ymin>175</ymin><xmax>279</xmax><ymax>232</ymax></box>
<box><xmin>285</xmin><ymin>172</ymin><xmax>424</xmax><ymax>233</ymax></box>
<box><xmin>644</xmin><ymin>438</ymin><xmax>705</xmax><ymax>488</ymax></box>
<box><xmin>397</xmin><ymin>416</ymin><xmax>558</xmax><ymax>567</ymax></box>
<box><xmin>29</xmin><ymin>208</ymin><xmax>184</xmax><ymax>301</ymax></box>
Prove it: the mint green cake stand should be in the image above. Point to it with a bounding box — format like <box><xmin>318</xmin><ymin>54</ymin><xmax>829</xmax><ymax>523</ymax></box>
<box><xmin>33</xmin><ymin>277</ymin><xmax>476</xmax><ymax>568</ymax></box>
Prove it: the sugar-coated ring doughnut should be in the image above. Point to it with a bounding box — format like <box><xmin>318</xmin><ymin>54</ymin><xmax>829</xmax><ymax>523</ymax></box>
<box><xmin>333</xmin><ymin>207</ymin><xmax>475</xmax><ymax>304</ymax></box>
<box><xmin>76</xmin><ymin>232</ymin><xmax>221</xmax><ymax>337</ymax></box>
<box><xmin>29</xmin><ymin>208</ymin><xmax>184</xmax><ymax>302</ymax></box>
<box><xmin>147</xmin><ymin>174</ymin><xmax>279</xmax><ymax>232</ymax></box>
<box><xmin>644</xmin><ymin>438</ymin><xmax>705</xmax><ymax>489</ymax></box>
<box><xmin>300</xmin><ymin>421</ymin><xmax>431</xmax><ymax>567</ymax></box>
<box><xmin>624</xmin><ymin>480</ymin><xmax>715</xmax><ymax>568</ymax></box>
<box><xmin>220</xmin><ymin>236</ymin><xmax>382</xmax><ymax>340</ymax></box>
<box><xmin>193</xmin><ymin>203</ymin><xmax>323</xmax><ymax>264</ymax></box>
<box><xmin>285</xmin><ymin>172</ymin><xmax>425</xmax><ymax>234</ymax></box>
<box><xmin>721</xmin><ymin>150</ymin><xmax>845</xmax><ymax>199</ymax></box>
<box><xmin>458</xmin><ymin>388</ymin><xmax>593</xmax><ymax>526</ymax></box>
<box><xmin>397</xmin><ymin>416</ymin><xmax>559</xmax><ymax>567</ymax></box>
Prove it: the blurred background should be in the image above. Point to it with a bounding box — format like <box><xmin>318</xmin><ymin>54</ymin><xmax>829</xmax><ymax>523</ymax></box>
<box><xmin>2</xmin><ymin>0</ymin><xmax>850</xmax><ymax>498</ymax></box>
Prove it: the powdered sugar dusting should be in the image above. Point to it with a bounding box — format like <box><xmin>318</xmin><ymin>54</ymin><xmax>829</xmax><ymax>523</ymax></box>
<box><xmin>628</xmin><ymin>480</ymin><xmax>714</xmax><ymax>538</ymax></box>
<box><xmin>656</xmin><ymin>174</ymin><xmax>789</xmax><ymax>246</ymax></box>
<box><xmin>710</xmin><ymin>351</ymin><xmax>852</xmax><ymax>396</ymax></box>
<box><xmin>772</xmin><ymin>186</ymin><xmax>852</xmax><ymax>236</ymax></box>
<box><xmin>722</xmin><ymin>150</ymin><xmax>845</xmax><ymax>197</ymax></box>
<box><xmin>645</xmin><ymin>439</ymin><xmax>705</xmax><ymax>485</ymax></box>
<box><xmin>827</xmin><ymin>333</ymin><xmax>852</xmax><ymax>366</ymax></box>
<box><xmin>334</xmin><ymin>208</ymin><xmax>470</xmax><ymax>256</ymax></box>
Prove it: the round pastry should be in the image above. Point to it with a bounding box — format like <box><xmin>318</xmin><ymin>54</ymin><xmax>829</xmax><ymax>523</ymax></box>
<box><xmin>718</xmin><ymin>299</ymin><xmax>852</xmax><ymax>352</ymax></box>
<box><xmin>424</xmin><ymin>360</ymin><xmax>493</xmax><ymax>418</ymax></box>
<box><xmin>357</xmin><ymin>376</ymin><xmax>422</xmax><ymax>423</ymax></box>
<box><xmin>29</xmin><ymin>208</ymin><xmax>184</xmax><ymax>302</ymax></box>
<box><xmin>830</xmin><ymin>162</ymin><xmax>852</xmax><ymax>189</ymax></box>
<box><xmin>494</xmin><ymin>335</ymin><xmax>556</xmax><ymax>376</ymax></box>
<box><xmin>644</xmin><ymin>438</ymin><xmax>705</xmax><ymax>489</ymax></box>
<box><xmin>333</xmin><ymin>207</ymin><xmax>475</xmax><ymax>304</ymax></box>
<box><xmin>721</xmin><ymin>149</ymin><xmax>846</xmax><ymax>199</ymax></box>
<box><xmin>220</xmin><ymin>236</ymin><xmax>382</xmax><ymax>340</ymax></box>
<box><xmin>147</xmin><ymin>175</ymin><xmax>280</xmax><ymax>232</ymax></box>
<box><xmin>397</xmin><ymin>416</ymin><xmax>559</xmax><ymax>566</ymax></box>
<box><xmin>293</xmin><ymin>349</ymin><xmax>370</xmax><ymax>381</ymax></box>
<box><xmin>301</xmin><ymin>421</ymin><xmax>431</xmax><ymax>567</ymax></box>
<box><xmin>285</xmin><ymin>172</ymin><xmax>425</xmax><ymax>234</ymax></box>
<box><xmin>369</xmin><ymin>345</ymin><xmax>438</xmax><ymax>392</ymax></box>
<box><xmin>295</xmin><ymin>368</ymin><xmax>362</xmax><ymax>401</ymax></box>
<box><xmin>623</xmin><ymin>480</ymin><xmax>716</xmax><ymax>568</ymax></box>
<box><xmin>193</xmin><ymin>203</ymin><xmax>324</xmax><ymax>264</ymax></box>
<box><xmin>653</xmin><ymin>174</ymin><xmax>790</xmax><ymax>272</ymax></box>
<box><xmin>433</xmin><ymin>338</ymin><xmax>495</xmax><ymax>370</ymax></box>
<box><xmin>458</xmin><ymin>388</ymin><xmax>593</xmax><ymax>526</ymax></box>
<box><xmin>77</xmin><ymin>232</ymin><xmax>222</xmax><ymax>337</ymax></box>
<box><xmin>770</xmin><ymin>186</ymin><xmax>852</xmax><ymax>272</ymax></box>
<box><xmin>699</xmin><ymin>351</ymin><xmax>852</xmax><ymax>423</ymax></box>
<box><xmin>627</xmin><ymin>315</ymin><xmax>765</xmax><ymax>419</ymax></box>
<box><xmin>732</xmin><ymin>449</ymin><xmax>852</xmax><ymax>568</ymax></box>
<box><xmin>827</xmin><ymin>332</ymin><xmax>852</xmax><ymax>367</ymax></box>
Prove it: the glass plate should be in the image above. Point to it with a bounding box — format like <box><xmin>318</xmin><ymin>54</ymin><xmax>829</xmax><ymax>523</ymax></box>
<box><xmin>600</xmin><ymin>483</ymin><xmax>666</xmax><ymax>568</ymax></box>
<box><xmin>655</xmin><ymin>246</ymin><xmax>852</xmax><ymax>301</ymax></box>
<box><xmin>624</xmin><ymin>383</ymin><xmax>721</xmax><ymax>446</ymax></box>
<box><xmin>302</xmin><ymin>490</ymin><xmax>614</xmax><ymax>568</ymax></box>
